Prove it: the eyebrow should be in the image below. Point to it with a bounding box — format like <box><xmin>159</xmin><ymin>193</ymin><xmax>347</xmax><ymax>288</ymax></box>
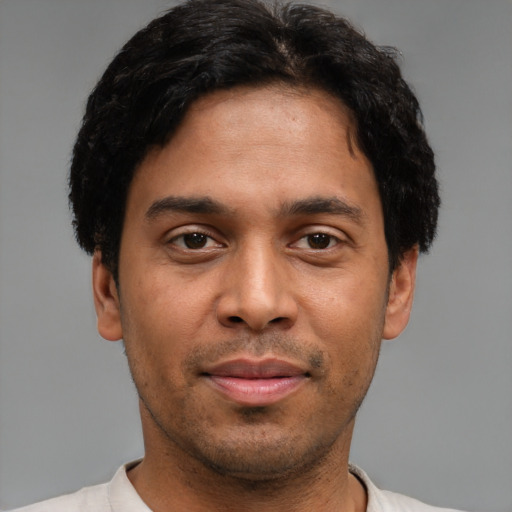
<box><xmin>145</xmin><ymin>196</ymin><xmax>231</xmax><ymax>220</ymax></box>
<box><xmin>280</xmin><ymin>196</ymin><xmax>365</xmax><ymax>224</ymax></box>
<box><xmin>145</xmin><ymin>194</ymin><xmax>365</xmax><ymax>224</ymax></box>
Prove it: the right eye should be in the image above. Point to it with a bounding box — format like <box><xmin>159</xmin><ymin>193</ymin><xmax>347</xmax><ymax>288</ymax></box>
<box><xmin>169</xmin><ymin>232</ymin><xmax>222</xmax><ymax>250</ymax></box>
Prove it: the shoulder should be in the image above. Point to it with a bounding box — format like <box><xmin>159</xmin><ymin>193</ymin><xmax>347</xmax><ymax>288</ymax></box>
<box><xmin>376</xmin><ymin>488</ymin><xmax>465</xmax><ymax>512</ymax></box>
<box><xmin>8</xmin><ymin>482</ymin><xmax>110</xmax><ymax>512</ymax></box>
<box><xmin>349</xmin><ymin>464</ymin><xmax>467</xmax><ymax>512</ymax></box>
<box><xmin>8</xmin><ymin>461</ymin><xmax>149</xmax><ymax>512</ymax></box>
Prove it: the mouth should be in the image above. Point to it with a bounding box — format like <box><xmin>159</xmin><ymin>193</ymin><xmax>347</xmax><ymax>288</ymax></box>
<box><xmin>201</xmin><ymin>358</ymin><xmax>310</xmax><ymax>407</ymax></box>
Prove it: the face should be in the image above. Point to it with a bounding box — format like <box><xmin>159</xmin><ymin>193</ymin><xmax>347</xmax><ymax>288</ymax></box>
<box><xmin>94</xmin><ymin>86</ymin><xmax>417</xmax><ymax>481</ymax></box>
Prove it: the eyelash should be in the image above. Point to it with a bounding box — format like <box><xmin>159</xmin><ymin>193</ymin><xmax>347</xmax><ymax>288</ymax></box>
<box><xmin>168</xmin><ymin>230</ymin><xmax>223</xmax><ymax>250</ymax></box>
<box><xmin>292</xmin><ymin>232</ymin><xmax>342</xmax><ymax>250</ymax></box>
<box><xmin>166</xmin><ymin>229</ymin><xmax>344</xmax><ymax>252</ymax></box>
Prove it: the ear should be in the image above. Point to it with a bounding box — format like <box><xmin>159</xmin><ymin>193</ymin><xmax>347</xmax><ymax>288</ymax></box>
<box><xmin>92</xmin><ymin>250</ymin><xmax>123</xmax><ymax>341</ymax></box>
<box><xmin>382</xmin><ymin>246</ymin><xmax>419</xmax><ymax>340</ymax></box>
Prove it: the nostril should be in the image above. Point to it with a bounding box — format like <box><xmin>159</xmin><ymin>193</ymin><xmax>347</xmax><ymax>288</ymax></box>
<box><xmin>270</xmin><ymin>317</ymin><xmax>286</xmax><ymax>324</ymax></box>
<box><xmin>228</xmin><ymin>316</ymin><xmax>244</xmax><ymax>323</ymax></box>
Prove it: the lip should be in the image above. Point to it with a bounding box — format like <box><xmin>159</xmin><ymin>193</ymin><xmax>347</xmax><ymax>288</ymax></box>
<box><xmin>202</xmin><ymin>358</ymin><xmax>309</xmax><ymax>407</ymax></box>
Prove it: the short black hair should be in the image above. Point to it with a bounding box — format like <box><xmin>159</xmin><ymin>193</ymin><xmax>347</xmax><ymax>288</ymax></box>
<box><xmin>70</xmin><ymin>0</ymin><xmax>439</xmax><ymax>277</ymax></box>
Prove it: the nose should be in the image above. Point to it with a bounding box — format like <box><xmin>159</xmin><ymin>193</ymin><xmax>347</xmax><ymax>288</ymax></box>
<box><xmin>216</xmin><ymin>243</ymin><xmax>298</xmax><ymax>332</ymax></box>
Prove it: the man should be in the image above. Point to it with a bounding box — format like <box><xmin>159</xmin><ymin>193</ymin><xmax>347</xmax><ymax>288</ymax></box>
<box><xmin>11</xmin><ymin>0</ymin><xmax>464</xmax><ymax>510</ymax></box>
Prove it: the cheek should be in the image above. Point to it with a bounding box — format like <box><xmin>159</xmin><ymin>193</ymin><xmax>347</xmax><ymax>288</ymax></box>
<box><xmin>304</xmin><ymin>272</ymin><xmax>387</xmax><ymax>335</ymax></box>
<box><xmin>301</xmin><ymin>273</ymin><xmax>386</xmax><ymax>379</ymax></box>
<box><xmin>129</xmin><ymin>269</ymin><xmax>213</xmax><ymax>332</ymax></box>
<box><xmin>120</xmin><ymin>273</ymin><xmax>219</xmax><ymax>381</ymax></box>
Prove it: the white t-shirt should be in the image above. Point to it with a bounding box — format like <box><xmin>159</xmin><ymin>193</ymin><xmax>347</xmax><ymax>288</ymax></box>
<box><xmin>10</xmin><ymin>461</ymin><xmax>465</xmax><ymax>512</ymax></box>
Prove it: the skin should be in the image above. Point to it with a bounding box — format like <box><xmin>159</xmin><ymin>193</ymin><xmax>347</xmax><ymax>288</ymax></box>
<box><xmin>93</xmin><ymin>85</ymin><xmax>418</xmax><ymax>512</ymax></box>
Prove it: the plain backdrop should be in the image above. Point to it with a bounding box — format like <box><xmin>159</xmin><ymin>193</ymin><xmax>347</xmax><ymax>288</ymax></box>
<box><xmin>1</xmin><ymin>0</ymin><xmax>511</xmax><ymax>510</ymax></box>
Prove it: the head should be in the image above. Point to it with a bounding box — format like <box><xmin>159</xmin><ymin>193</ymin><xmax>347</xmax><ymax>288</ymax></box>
<box><xmin>70</xmin><ymin>0</ymin><xmax>438</xmax><ymax>279</ymax></box>
<box><xmin>71</xmin><ymin>0</ymin><xmax>439</xmax><ymax>488</ymax></box>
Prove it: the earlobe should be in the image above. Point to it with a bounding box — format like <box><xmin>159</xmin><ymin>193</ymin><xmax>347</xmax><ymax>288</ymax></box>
<box><xmin>92</xmin><ymin>250</ymin><xmax>123</xmax><ymax>341</ymax></box>
<box><xmin>382</xmin><ymin>246</ymin><xmax>419</xmax><ymax>340</ymax></box>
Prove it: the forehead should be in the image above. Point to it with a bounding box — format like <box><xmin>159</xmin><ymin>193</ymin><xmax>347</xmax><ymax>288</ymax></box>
<box><xmin>184</xmin><ymin>85</ymin><xmax>357</xmax><ymax>144</ymax></box>
<box><xmin>128</xmin><ymin>85</ymin><xmax>379</xmax><ymax>218</ymax></box>
<box><xmin>176</xmin><ymin>85</ymin><xmax>360</xmax><ymax>164</ymax></box>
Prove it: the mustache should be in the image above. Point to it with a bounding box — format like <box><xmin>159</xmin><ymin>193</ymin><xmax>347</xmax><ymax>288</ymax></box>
<box><xmin>182</xmin><ymin>333</ymin><xmax>326</xmax><ymax>374</ymax></box>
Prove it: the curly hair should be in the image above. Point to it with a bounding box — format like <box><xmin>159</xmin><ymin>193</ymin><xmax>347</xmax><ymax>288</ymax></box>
<box><xmin>70</xmin><ymin>0</ymin><xmax>439</xmax><ymax>277</ymax></box>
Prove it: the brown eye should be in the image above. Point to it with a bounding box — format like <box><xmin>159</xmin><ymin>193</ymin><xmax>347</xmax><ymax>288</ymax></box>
<box><xmin>183</xmin><ymin>233</ymin><xmax>208</xmax><ymax>249</ymax></box>
<box><xmin>307</xmin><ymin>233</ymin><xmax>332</xmax><ymax>249</ymax></box>
<box><xmin>168</xmin><ymin>229</ymin><xmax>224</xmax><ymax>252</ymax></box>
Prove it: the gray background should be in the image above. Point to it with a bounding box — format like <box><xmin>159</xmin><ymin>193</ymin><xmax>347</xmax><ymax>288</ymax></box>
<box><xmin>0</xmin><ymin>0</ymin><xmax>511</xmax><ymax>510</ymax></box>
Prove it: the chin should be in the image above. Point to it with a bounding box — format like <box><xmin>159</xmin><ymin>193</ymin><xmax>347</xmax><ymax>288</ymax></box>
<box><xmin>186</xmin><ymin>425</ymin><xmax>339</xmax><ymax>483</ymax></box>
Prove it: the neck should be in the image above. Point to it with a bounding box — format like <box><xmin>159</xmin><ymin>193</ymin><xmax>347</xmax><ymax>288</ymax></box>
<box><xmin>128</xmin><ymin>411</ymin><xmax>367</xmax><ymax>512</ymax></box>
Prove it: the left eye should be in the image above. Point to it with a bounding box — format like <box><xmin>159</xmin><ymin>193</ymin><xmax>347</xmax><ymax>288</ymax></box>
<box><xmin>171</xmin><ymin>232</ymin><xmax>220</xmax><ymax>249</ymax></box>
<box><xmin>295</xmin><ymin>233</ymin><xmax>339</xmax><ymax>250</ymax></box>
